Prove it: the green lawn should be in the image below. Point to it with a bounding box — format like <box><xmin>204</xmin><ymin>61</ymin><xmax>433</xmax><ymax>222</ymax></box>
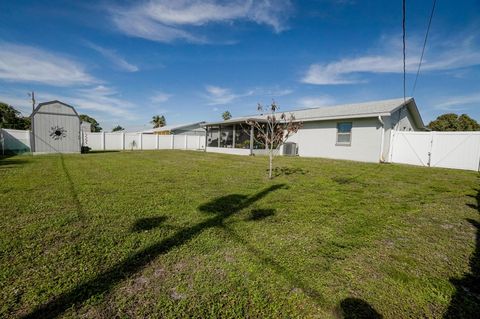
<box><xmin>0</xmin><ymin>151</ymin><xmax>478</xmax><ymax>318</ymax></box>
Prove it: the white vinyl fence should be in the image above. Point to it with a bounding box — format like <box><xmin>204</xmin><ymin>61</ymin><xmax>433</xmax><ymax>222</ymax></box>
<box><xmin>0</xmin><ymin>129</ymin><xmax>32</xmax><ymax>154</ymax></box>
<box><xmin>82</xmin><ymin>132</ymin><xmax>205</xmax><ymax>151</ymax></box>
<box><xmin>389</xmin><ymin>131</ymin><xmax>480</xmax><ymax>171</ymax></box>
<box><xmin>0</xmin><ymin>128</ymin><xmax>205</xmax><ymax>154</ymax></box>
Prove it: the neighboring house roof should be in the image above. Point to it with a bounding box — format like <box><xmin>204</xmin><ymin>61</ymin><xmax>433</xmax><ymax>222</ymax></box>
<box><xmin>143</xmin><ymin>121</ymin><xmax>206</xmax><ymax>133</ymax></box>
<box><xmin>205</xmin><ymin>97</ymin><xmax>424</xmax><ymax>128</ymax></box>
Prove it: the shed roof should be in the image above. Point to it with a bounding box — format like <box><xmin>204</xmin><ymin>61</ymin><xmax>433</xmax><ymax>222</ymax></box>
<box><xmin>31</xmin><ymin>100</ymin><xmax>79</xmax><ymax>118</ymax></box>
<box><xmin>205</xmin><ymin>97</ymin><xmax>424</xmax><ymax>128</ymax></box>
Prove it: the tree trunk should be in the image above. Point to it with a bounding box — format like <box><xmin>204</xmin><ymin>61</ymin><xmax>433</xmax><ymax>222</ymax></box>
<box><xmin>269</xmin><ymin>152</ymin><xmax>273</xmax><ymax>179</ymax></box>
<box><xmin>268</xmin><ymin>139</ymin><xmax>274</xmax><ymax>179</ymax></box>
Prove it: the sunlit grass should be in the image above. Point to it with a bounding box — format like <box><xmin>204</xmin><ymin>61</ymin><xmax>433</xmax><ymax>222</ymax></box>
<box><xmin>0</xmin><ymin>151</ymin><xmax>478</xmax><ymax>318</ymax></box>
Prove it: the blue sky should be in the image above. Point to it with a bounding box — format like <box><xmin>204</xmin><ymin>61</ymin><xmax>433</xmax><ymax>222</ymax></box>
<box><xmin>0</xmin><ymin>0</ymin><xmax>479</xmax><ymax>132</ymax></box>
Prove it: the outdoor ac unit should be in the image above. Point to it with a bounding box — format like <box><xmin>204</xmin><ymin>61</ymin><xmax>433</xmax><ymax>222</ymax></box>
<box><xmin>283</xmin><ymin>142</ymin><xmax>297</xmax><ymax>156</ymax></box>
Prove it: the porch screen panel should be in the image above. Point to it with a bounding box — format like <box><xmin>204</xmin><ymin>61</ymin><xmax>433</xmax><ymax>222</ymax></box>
<box><xmin>220</xmin><ymin>125</ymin><xmax>234</xmax><ymax>148</ymax></box>
<box><xmin>207</xmin><ymin>126</ymin><xmax>219</xmax><ymax>147</ymax></box>
<box><xmin>235</xmin><ymin>124</ymin><xmax>250</xmax><ymax>149</ymax></box>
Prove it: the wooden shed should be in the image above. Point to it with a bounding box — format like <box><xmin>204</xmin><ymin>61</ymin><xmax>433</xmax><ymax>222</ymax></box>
<box><xmin>31</xmin><ymin>100</ymin><xmax>81</xmax><ymax>153</ymax></box>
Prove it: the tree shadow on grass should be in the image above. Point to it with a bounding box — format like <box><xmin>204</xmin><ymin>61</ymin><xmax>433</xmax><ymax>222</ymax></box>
<box><xmin>247</xmin><ymin>208</ymin><xmax>276</xmax><ymax>221</ymax></box>
<box><xmin>444</xmin><ymin>188</ymin><xmax>480</xmax><ymax>318</ymax></box>
<box><xmin>337</xmin><ymin>298</ymin><xmax>383</xmax><ymax>319</ymax></box>
<box><xmin>221</xmin><ymin>225</ymin><xmax>326</xmax><ymax>305</ymax></box>
<box><xmin>268</xmin><ymin>166</ymin><xmax>308</xmax><ymax>177</ymax></box>
<box><xmin>0</xmin><ymin>155</ymin><xmax>30</xmax><ymax>170</ymax></box>
<box><xmin>22</xmin><ymin>184</ymin><xmax>285</xmax><ymax>319</ymax></box>
<box><xmin>59</xmin><ymin>155</ymin><xmax>84</xmax><ymax>220</ymax></box>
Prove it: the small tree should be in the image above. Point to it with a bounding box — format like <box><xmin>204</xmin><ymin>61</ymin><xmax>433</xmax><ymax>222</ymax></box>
<box><xmin>111</xmin><ymin>125</ymin><xmax>124</xmax><ymax>132</ymax></box>
<box><xmin>246</xmin><ymin>101</ymin><xmax>302</xmax><ymax>179</ymax></box>
<box><xmin>79</xmin><ymin>114</ymin><xmax>102</xmax><ymax>132</ymax></box>
<box><xmin>151</xmin><ymin>115</ymin><xmax>166</xmax><ymax>128</ymax></box>
<box><xmin>428</xmin><ymin>113</ymin><xmax>480</xmax><ymax>131</ymax></box>
<box><xmin>0</xmin><ymin>102</ymin><xmax>30</xmax><ymax>129</ymax></box>
<box><xmin>222</xmin><ymin>111</ymin><xmax>232</xmax><ymax>121</ymax></box>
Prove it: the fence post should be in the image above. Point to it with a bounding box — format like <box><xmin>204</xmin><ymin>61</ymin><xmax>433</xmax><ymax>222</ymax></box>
<box><xmin>156</xmin><ymin>134</ymin><xmax>159</xmax><ymax>150</ymax></box>
<box><xmin>171</xmin><ymin>135</ymin><xmax>174</xmax><ymax>150</ymax></box>
<box><xmin>388</xmin><ymin>130</ymin><xmax>395</xmax><ymax>162</ymax></box>
<box><xmin>427</xmin><ymin>131</ymin><xmax>434</xmax><ymax>167</ymax></box>
<box><xmin>122</xmin><ymin>132</ymin><xmax>125</xmax><ymax>150</ymax></box>
<box><xmin>26</xmin><ymin>130</ymin><xmax>31</xmax><ymax>153</ymax></box>
<box><xmin>102</xmin><ymin>131</ymin><xmax>105</xmax><ymax>150</ymax></box>
<box><xmin>0</xmin><ymin>129</ymin><xmax>4</xmax><ymax>155</ymax></box>
<box><xmin>139</xmin><ymin>133</ymin><xmax>143</xmax><ymax>150</ymax></box>
<box><xmin>185</xmin><ymin>135</ymin><xmax>188</xmax><ymax>149</ymax></box>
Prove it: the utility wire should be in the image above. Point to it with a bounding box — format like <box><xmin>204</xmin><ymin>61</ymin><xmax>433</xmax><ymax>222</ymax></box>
<box><xmin>402</xmin><ymin>0</ymin><xmax>406</xmax><ymax>104</ymax></box>
<box><xmin>412</xmin><ymin>0</ymin><xmax>437</xmax><ymax>95</ymax></box>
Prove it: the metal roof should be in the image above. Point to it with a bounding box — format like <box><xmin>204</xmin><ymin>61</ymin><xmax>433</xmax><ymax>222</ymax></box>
<box><xmin>143</xmin><ymin>121</ymin><xmax>206</xmax><ymax>133</ymax></box>
<box><xmin>205</xmin><ymin>97</ymin><xmax>424</xmax><ymax>128</ymax></box>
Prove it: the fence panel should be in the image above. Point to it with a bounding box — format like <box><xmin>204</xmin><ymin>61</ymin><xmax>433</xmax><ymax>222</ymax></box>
<box><xmin>105</xmin><ymin>133</ymin><xmax>123</xmax><ymax>150</ymax></box>
<box><xmin>390</xmin><ymin>131</ymin><xmax>480</xmax><ymax>171</ymax></box>
<box><xmin>158</xmin><ymin>135</ymin><xmax>172</xmax><ymax>149</ymax></box>
<box><xmin>0</xmin><ymin>129</ymin><xmax>31</xmax><ymax>154</ymax></box>
<box><xmin>390</xmin><ymin>131</ymin><xmax>431</xmax><ymax>166</ymax></box>
<box><xmin>430</xmin><ymin>132</ymin><xmax>480</xmax><ymax>171</ymax></box>
<box><xmin>173</xmin><ymin>135</ymin><xmax>186</xmax><ymax>149</ymax></box>
<box><xmin>124</xmin><ymin>133</ymin><xmax>140</xmax><ymax>150</ymax></box>
<box><xmin>186</xmin><ymin>135</ymin><xmax>200</xmax><ymax>149</ymax></box>
<box><xmin>142</xmin><ymin>134</ymin><xmax>157</xmax><ymax>150</ymax></box>
<box><xmin>83</xmin><ymin>132</ymin><xmax>103</xmax><ymax>150</ymax></box>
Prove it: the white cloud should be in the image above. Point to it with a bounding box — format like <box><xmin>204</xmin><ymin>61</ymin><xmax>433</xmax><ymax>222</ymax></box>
<box><xmin>150</xmin><ymin>92</ymin><xmax>171</xmax><ymax>103</ymax></box>
<box><xmin>302</xmin><ymin>32</ymin><xmax>480</xmax><ymax>85</ymax></box>
<box><xmin>0</xmin><ymin>42</ymin><xmax>96</xmax><ymax>86</ymax></box>
<box><xmin>85</xmin><ymin>42</ymin><xmax>138</xmax><ymax>72</ymax></box>
<box><xmin>297</xmin><ymin>96</ymin><xmax>336</xmax><ymax>108</ymax></box>
<box><xmin>204</xmin><ymin>85</ymin><xmax>244</xmax><ymax>105</ymax></box>
<box><xmin>435</xmin><ymin>93</ymin><xmax>480</xmax><ymax>111</ymax></box>
<box><xmin>204</xmin><ymin>85</ymin><xmax>293</xmax><ymax>105</ymax></box>
<box><xmin>0</xmin><ymin>85</ymin><xmax>138</xmax><ymax>120</ymax></box>
<box><xmin>70</xmin><ymin>85</ymin><xmax>138</xmax><ymax>118</ymax></box>
<box><xmin>109</xmin><ymin>0</ymin><xmax>292</xmax><ymax>43</ymax></box>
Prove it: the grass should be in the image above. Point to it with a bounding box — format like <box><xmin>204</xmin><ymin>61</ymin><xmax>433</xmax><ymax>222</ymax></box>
<box><xmin>0</xmin><ymin>150</ymin><xmax>478</xmax><ymax>318</ymax></box>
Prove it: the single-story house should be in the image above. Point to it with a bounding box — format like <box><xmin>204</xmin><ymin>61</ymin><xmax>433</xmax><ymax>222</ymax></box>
<box><xmin>143</xmin><ymin>122</ymin><xmax>206</xmax><ymax>136</ymax></box>
<box><xmin>203</xmin><ymin>97</ymin><xmax>425</xmax><ymax>163</ymax></box>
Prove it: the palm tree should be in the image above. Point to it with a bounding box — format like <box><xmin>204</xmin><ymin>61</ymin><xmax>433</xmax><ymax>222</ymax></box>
<box><xmin>222</xmin><ymin>111</ymin><xmax>232</xmax><ymax>121</ymax></box>
<box><xmin>151</xmin><ymin>115</ymin><xmax>166</xmax><ymax>128</ymax></box>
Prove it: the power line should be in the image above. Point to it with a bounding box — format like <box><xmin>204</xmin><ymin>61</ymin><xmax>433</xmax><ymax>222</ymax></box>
<box><xmin>412</xmin><ymin>0</ymin><xmax>437</xmax><ymax>95</ymax></box>
<box><xmin>402</xmin><ymin>0</ymin><xmax>406</xmax><ymax>104</ymax></box>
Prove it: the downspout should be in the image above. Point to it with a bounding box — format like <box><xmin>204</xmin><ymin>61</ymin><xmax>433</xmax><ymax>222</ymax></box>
<box><xmin>378</xmin><ymin>115</ymin><xmax>385</xmax><ymax>162</ymax></box>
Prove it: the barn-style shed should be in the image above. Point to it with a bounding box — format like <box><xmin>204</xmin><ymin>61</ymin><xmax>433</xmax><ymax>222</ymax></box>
<box><xmin>31</xmin><ymin>100</ymin><xmax>81</xmax><ymax>153</ymax></box>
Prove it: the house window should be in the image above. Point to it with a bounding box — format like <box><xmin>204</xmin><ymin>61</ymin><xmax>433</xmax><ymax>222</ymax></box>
<box><xmin>336</xmin><ymin>122</ymin><xmax>352</xmax><ymax>145</ymax></box>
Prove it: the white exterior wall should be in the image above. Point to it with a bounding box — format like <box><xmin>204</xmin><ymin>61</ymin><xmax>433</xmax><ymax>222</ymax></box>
<box><xmin>288</xmin><ymin>118</ymin><xmax>383</xmax><ymax>163</ymax></box>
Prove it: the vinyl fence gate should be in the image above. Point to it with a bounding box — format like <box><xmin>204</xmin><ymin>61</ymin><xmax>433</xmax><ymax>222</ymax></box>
<box><xmin>389</xmin><ymin>131</ymin><xmax>480</xmax><ymax>171</ymax></box>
